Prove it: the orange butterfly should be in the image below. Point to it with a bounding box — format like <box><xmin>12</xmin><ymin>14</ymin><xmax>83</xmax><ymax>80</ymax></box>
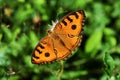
<box><xmin>31</xmin><ymin>10</ymin><xmax>86</xmax><ymax>64</ymax></box>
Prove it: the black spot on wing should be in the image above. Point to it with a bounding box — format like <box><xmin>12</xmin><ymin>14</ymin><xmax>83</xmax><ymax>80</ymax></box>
<box><xmin>66</xmin><ymin>16</ymin><xmax>73</xmax><ymax>22</ymax></box>
<box><xmin>38</xmin><ymin>44</ymin><xmax>45</xmax><ymax>49</ymax></box>
<box><xmin>36</xmin><ymin>48</ymin><xmax>42</xmax><ymax>54</ymax></box>
<box><xmin>32</xmin><ymin>53</ymin><xmax>39</xmax><ymax>59</ymax></box>
<box><xmin>68</xmin><ymin>34</ymin><xmax>74</xmax><ymax>38</ymax></box>
<box><xmin>70</xmin><ymin>12</ymin><xmax>79</xmax><ymax>19</ymax></box>
<box><xmin>45</xmin><ymin>52</ymin><xmax>50</xmax><ymax>57</ymax></box>
<box><xmin>71</xmin><ymin>25</ymin><xmax>77</xmax><ymax>30</ymax></box>
<box><xmin>61</xmin><ymin>20</ymin><xmax>67</xmax><ymax>26</ymax></box>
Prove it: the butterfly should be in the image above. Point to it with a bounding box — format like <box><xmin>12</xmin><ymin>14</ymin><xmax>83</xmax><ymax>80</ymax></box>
<box><xmin>31</xmin><ymin>10</ymin><xmax>86</xmax><ymax>64</ymax></box>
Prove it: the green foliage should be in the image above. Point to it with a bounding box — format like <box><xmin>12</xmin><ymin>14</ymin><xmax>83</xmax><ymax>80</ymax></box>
<box><xmin>103</xmin><ymin>52</ymin><xmax>115</xmax><ymax>77</ymax></box>
<box><xmin>85</xmin><ymin>28</ymin><xmax>103</xmax><ymax>57</ymax></box>
<box><xmin>1</xmin><ymin>0</ymin><xmax>120</xmax><ymax>80</ymax></box>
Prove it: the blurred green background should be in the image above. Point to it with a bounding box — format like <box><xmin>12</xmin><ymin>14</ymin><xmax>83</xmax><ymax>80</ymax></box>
<box><xmin>0</xmin><ymin>0</ymin><xmax>120</xmax><ymax>80</ymax></box>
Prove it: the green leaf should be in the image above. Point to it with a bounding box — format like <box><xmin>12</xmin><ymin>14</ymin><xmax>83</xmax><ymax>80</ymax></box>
<box><xmin>29</xmin><ymin>31</ymin><xmax>39</xmax><ymax>48</ymax></box>
<box><xmin>0</xmin><ymin>33</ymin><xmax>2</xmax><ymax>41</ymax></box>
<box><xmin>1</xmin><ymin>26</ymin><xmax>12</xmax><ymax>41</ymax></box>
<box><xmin>62</xmin><ymin>70</ymin><xmax>87</xmax><ymax>79</ymax></box>
<box><xmin>12</xmin><ymin>27</ymin><xmax>21</xmax><ymax>40</ymax></box>
<box><xmin>104</xmin><ymin>27</ymin><xmax>115</xmax><ymax>36</ymax></box>
<box><xmin>85</xmin><ymin>29</ymin><xmax>103</xmax><ymax>57</ymax></box>
<box><xmin>109</xmin><ymin>37</ymin><xmax>117</xmax><ymax>47</ymax></box>
<box><xmin>117</xmin><ymin>73</ymin><xmax>120</xmax><ymax>80</ymax></box>
<box><xmin>103</xmin><ymin>52</ymin><xmax>115</xmax><ymax>76</ymax></box>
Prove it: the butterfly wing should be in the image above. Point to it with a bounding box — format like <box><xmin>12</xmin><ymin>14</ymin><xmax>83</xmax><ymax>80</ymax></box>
<box><xmin>31</xmin><ymin>36</ymin><xmax>57</xmax><ymax>64</ymax></box>
<box><xmin>31</xmin><ymin>35</ymin><xmax>71</xmax><ymax>64</ymax></box>
<box><xmin>49</xmin><ymin>33</ymin><xmax>71</xmax><ymax>60</ymax></box>
<box><xmin>53</xmin><ymin>10</ymin><xmax>85</xmax><ymax>50</ymax></box>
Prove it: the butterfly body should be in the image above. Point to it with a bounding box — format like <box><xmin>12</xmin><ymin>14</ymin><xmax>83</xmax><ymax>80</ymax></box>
<box><xmin>31</xmin><ymin>10</ymin><xmax>86</xmax><ymax>64</ymax></box>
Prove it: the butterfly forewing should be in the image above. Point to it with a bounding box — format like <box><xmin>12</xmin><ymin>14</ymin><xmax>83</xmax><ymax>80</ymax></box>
<box><xmin>53</xmin><ymin>10</ymin><xmax>85</xmax><ymax>50</ymax></box>
<box><xmin>31</xmin><ymin>37</ymin><xmax>57</xmax><ymax>64</ymax></box>
<box><xmin>53</xmin><ymin>10</ymin><xmax>85</xmax><ymax>36</ymax></box>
